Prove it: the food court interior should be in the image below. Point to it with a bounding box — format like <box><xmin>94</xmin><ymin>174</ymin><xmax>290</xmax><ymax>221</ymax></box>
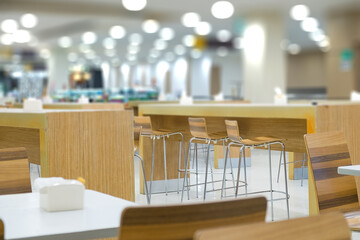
<box><xmin>1</xmin><ymin>0</ymin><xmax>360</xmax><ymax>239</ymax></box>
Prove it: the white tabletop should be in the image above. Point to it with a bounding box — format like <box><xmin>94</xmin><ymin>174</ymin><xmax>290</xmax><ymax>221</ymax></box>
<box><xmin>337</xmin><ymin>165</ymin><xmax>360</xmax><ymax>176</ymax></box>
<box><xmin>0</xmin><ymin>190</ymin><xmax>136</xmax><ymax>240</ymax></box>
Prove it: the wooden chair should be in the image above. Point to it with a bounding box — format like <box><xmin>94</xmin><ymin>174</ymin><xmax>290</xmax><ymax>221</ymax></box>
<box><xmin>0</xmin><ymin>219</ymin><xmax>4</xmax><ymax>240</ymax></box>
<box><xmin>182</xmin><ymin>118</ymin><xmax>231</xmax><ymax>201</ymax></box>
<box><xmin>0</xmin><ymin>147</ymin><xmax>31</xmax><ymax>195</ymax></box>
<box><xmin>134</xmin><ymin>126</ymin><xmax>150</xmax><ymax>204</ymax></box>
<box><xmin>118</xmin><ymin>197</ymin><xmax>267</xmax><ymax>240</ymax></box>
<box><xmin>304</xmin><ymin>131</ymin><xmax>360</xmax><ymax>230</ymax></box>
<box><xmin>134</xmin><ymin>116</ymin><xmax>185</xmax><ymax>199</ymax></box>
<box><xmin>223</xmin><ymin>120</ymin><xmax>290</xmax><ymax>220</ymax></box>
<box><xmin>194</xmin><ymin>212</ymin><xmax>351</xmax><ymax>240</ymax></box>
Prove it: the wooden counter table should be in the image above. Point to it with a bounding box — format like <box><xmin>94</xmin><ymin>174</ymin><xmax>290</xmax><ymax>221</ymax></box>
<box><xmin>139</xmin><ymin>103</ymin><xmax>360</xmax><ymax>215</ymax></box>
<box><xmin>0</xmin><ymin>109</ymin><xmax>134</xmax><ymax>201</ymax></box>
<box><xmin>14</xmin><ymin>102</ymin><xmax>124</xmax><ymax>110</ymax></box>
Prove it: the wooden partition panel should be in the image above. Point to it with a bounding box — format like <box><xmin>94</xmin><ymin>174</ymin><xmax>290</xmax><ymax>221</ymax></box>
<box><xmin>46</xmin><ymin>111</ymin><xmax>134</xmax><ymax>201</ymax></box>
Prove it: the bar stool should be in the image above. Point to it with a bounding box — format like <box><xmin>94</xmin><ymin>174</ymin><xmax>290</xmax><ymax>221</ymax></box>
<box><xmin>134</xmin><ymin>116</ymin><xmax>185</xmax><ymax>201</ymax></box>
<box><xmin>276</xmin><ymin>152</ymin><xmax>306</xmax><ymax>186</ymax></box>
<box><xmin>134</xmin><ymin>126</ymin><xmax>150</xmax><ymax>204</ymax></box>
<box><xmin>221</xmin><ymin>120</ymin><xmax>290</xmax><ymax>220</ymax></box>
<box><xmin>181</xmin><ymin>117</ymin><xmax>235</xmax><ymax>201</ymax></box>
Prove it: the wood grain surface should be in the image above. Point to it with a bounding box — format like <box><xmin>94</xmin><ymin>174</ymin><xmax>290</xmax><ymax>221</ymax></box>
<box><xmin>0</xmin><ymin>147</ymin><xmax>31</xmax><ymax>195</ymax></box>
<box><xmin>119</xmin><ymin>197</ymin><xmax>266</xmax><ymax>240</ymax></box>
<box><xmin>194</xmin><ymin>213</ymin><xmax>350</xmax><ymax>240</ymax></box>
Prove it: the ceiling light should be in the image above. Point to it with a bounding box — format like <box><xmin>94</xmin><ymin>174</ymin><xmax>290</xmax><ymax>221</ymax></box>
<box><xmin>174</xmin><ymin>45</ymin><xmax>186</xmax><ymax>55</ymax></box>
<box><xmin>164</xmin><ymin>52</ymin><xmax>175</xmax><ymax>62</ymax></box>
<box><xmin>122</xmin><ymin>0</ymin><xmax>147</xmax><ymax>11</ymax></box>
<box><xmin>290</xmin><ymin>5</ymin><xmax>310</xmax><ymax>21</ymax></box>
<box><xmin>103</xmin><ymin>37</ymin><xmax>116</xmax><ymax>49</ymax></box>
<box><xmin>154</xmin><ymin>39</ymin><xmax>167</xmax><ymax>50</ymax></box>
<box><xmin>191</xmin><ymin>49</ymin><xmax>202</xmax><ymax>59</ymax></box>
<box><xmin>105</xmin><ymin>49</ymin><xmax>116</xmax><ymax>57</ymax></box>
<box><xmin>217</xmin><ymin>46</ymin><xmax>229</xmax><ymax>57</ymax></box>
<box><xmin>39</xmin><ymin>49</ymin><xmax>51</xmax><ymax>59</ymax></box>
<box><xmin>129</xmin><ymin>33</ymin><xmax>143</xmax><ymax>45</ymax></box>
<box><xmin>195</xmin><ymin>22</ymin><xmax>212</xmax><ymax>35</ymax></box>
<box><xmin>58</xmin><ymin>36</ymin><xmax>72</xmax><ymax>48</ymax></box>
<box><xmin>20</xmin><ymin>13</ymin><xmax>38</xmax><ymax>28</ymax></box>
<box><xmin>0</xmin><ymin>34</ymin><xmax>13</xmax><ymax>45</ymax></box>
<box><xmin>287</xmin><ymin>44</ymin><xmax>301</xmax><ymax>55</ymax></box>
<box><xmin>150</xmin><ymin>49</ymin><xmax>161</xmax><ymax>58</ymax></box>
<box><xmin>211</xmin><ymin>1</ymin><xmax>234</xmax><ymax>19</ymax></box>
<box><xmin>216</xmin><ymin>30</ymin><xmax>232</xmax><ymax>42</ymax></box>
<box><xmin>68</xmin><ymin>52</ymin><xmax>78</xmax><ymax>62</ymax></box>
<box><xmin>318</xmin><ymin>38</ymin><xmax>330</xmax><ymax>48</ymax></box>
<box><xmin>142</xmin><ymin>19</ymin><xmax>160</xmax><ymax>34</ymax></box>
<box><xmin>13</xmin><ymin>30</ymin><xmax>31</xmax><ymax>43</ymax></box>
<box><xmin>1</xmin><ymin>19</ymin><xmax>18</xmax><ymax>33</ymax></box>
<box><xmin>79</xmin><ymin>44</ymin><xmax>91</xmax><ymax>53</ymax></box>
<box><xmin>128</xmin><ymin>45</ymin><xmax>140</xmax><ymax>54</ymax></box>
<box><xmin>181</xmin><ymin>12</ymin><xmax>200</xmax><ymax>27</ymax></box>
<box><xmin>301</xmin><ymin>18</ymin><xmax>319</xmax><ymax>32</ymax></box>
<box><xmin>109</xmin><ymin>25</ymin><xmax>126</xmax><ymax>39</ymax></box>
<box><xmin>159</xmin><ymin>28</ymin><xmax>175</xmax><ymax>41</ymax></box>
<box><xmin>183</xmin><ymin>35</ymin><xmax>195</xmax><ymax>47</ymax></box>
<box><xmin>82</xmin><ymin>32</ymin><xmax>97</xmax><ymax>44</ymax></box>
<box><xmin>233</xmin><ymin>37</ymin><xmax>244</xmax><ymax>49</ymax></box>
<box><xmin>310</xmin><ymin>29</ymin><xmax>326</xmax><ymax>42</ymax></box>
<box><xmin>127</xmin><ymin>54</ymin><xmax>137</xmax><ymax>61</ymax></box>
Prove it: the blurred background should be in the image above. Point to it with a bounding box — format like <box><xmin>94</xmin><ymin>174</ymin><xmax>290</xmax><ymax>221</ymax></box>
<box><xmin>0</xmin><ymin>0</ymin><xmax>359</xmax><ymax>103</ymax></box>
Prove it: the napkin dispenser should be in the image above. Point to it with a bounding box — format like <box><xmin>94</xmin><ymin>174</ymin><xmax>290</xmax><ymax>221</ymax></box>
<box><xmin>38</xmin><ymin>178</ymin><xmax>85</xmax><ymax>212</ymax></box>
<box><xmin>23</xmin><ymin>98</ymin><xmax>43</xmax><ymax>111</ymax></box>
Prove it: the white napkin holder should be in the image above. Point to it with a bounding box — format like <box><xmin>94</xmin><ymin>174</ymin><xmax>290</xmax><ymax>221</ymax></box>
<box><xmin>24</xmin><ymin>98</ymin><xmax>43</xmax><ymax>111</ymax></box>
<box><xmin>36</xmin><ymin>178</ymin><xmax>85</xmax><ymax>212</ymax></box>
<box><xmin>351</xmin><ymin>91</ymin><xmax>360</xmax><ymax>102</ymax></box>
<box><xmin>214</xmin><ymin>92</ymin><xmax>224</xmax><ymax>101</ymax></box>
<box><xmin>78</xmin><ymin>95</ymin><xmax>89</xmax><ymax>104</ymax></box>
<box><xmin>274</xmin><ymin>94</ymin><xmax>288</xmax><ymax>105</ymax></box>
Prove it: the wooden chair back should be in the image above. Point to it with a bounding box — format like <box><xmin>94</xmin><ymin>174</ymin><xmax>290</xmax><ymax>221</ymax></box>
<box><xmin>0</xmin><ymin>147</ymin><xmax>31</xmax><ymax>195</ymax></box>
<box><xmin>304</xmin><ymin>131</ymin><xmax>359</xmax><ymax>213</ymax></box>
<box><xmin>119</xmin><ymin>197</ymin><xmax>267</xmax><ymax>240</ymax></box>
<box><xmin>194</xmin><ymin>213</ymin><xmax>351</xmax><ymax>240</ymax></box>
<box><xmin>188</xmin><ymin>118</ymin><xmax>210</xmax><ymax>139</ymax></box>
<box><xmin>134</xmin><ymin>116</ymin><xmax>153</xmax><ymax>135</ymax></box>
<box><xmin>225</xmin><ymin>120</ymin><xmax>243</xmax><ymax>143</ymax></box>
<box><xmin>0</xmin><ymin>219</ymin><xmax>3</xmax><ymax>240</ymax></box>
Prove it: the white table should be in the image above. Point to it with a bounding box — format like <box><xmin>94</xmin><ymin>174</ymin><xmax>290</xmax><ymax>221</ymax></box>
<box><xmin>338</xmin><ymin>165</ymin><xmax>360</xmax><ymax>176</ymax></box>
<box><xmin>0</xmin><ymin>190</ymin><xmax>136</xmax><ymax>240</ymax></box>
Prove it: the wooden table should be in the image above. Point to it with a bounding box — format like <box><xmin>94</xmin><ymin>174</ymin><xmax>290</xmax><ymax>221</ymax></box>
<box><xmin>14</xmin><ymin>102</ymin><xmax>124</xmax><ymax>110</ymax></box>
<box><xmin>0</xmin><ymin>109</ymin><xmax>134</xmax><ymax>201</ymax></box>
<box><xmin>0</xmin><ymin>190</ymin><xmax>135</xmax><ymax>240</ymax></box>
<box><xmin>139</xmin><ymin>103</ymin><xmax>360</xmax><ymax>215</ymax></box>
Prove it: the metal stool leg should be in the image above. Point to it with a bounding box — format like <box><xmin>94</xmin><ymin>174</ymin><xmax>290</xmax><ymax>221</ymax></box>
<box><xmin>281</xmin><ymin>143</ymin><xmax>290</xmax><ymax>219</ymax></box>
<box><xmin>177</xmin><ymin>140</ymin><xmax>182</xmax><ymax>194</ymax></box>
<box><xmin>243</xmin><ymin>147</ymin><xmax>248</xmax><ymax>195</ymax></box>
<box><xmin>301</xmin><ymin>153</ymin><xmax>306</xmax><ymax>187</ymax></box>
<box><xmin>149</xmin><ymin>137</ymin><xmax>156</xmax><ymax>202</ymax></box>
<box><xmin>235</xmin><ymin>146</ymin><xmax>245</xmax><ymax>197</ymax></box>
<box><xmin>276</xmin><ymin>150</ymin><xmax>283</xmax><ymax>183</ymax></box>
<box><xmin>181</xmin><ymin>140</ymin><xmax>192</xmax><ymax>202</ymax></box>
<box><xmin>37</xmin><ymin>164</ymin><xmax>41</xmax><ymax>177</ymax></box>
<box><xmin>163</xmin><ymin>136</ymin><xmax>168</xmax><ymax>196</ymax></box>
<box><xmin>203</xmin><ymin>142</ymin><xmax>211</xmax><ymax>200</ymax></box>
<box><xmin>195</xmin><ymin>143</ymin><xmax>199</xmax><ymax>198</ymax></box>
<box><xmin>136</xmin><ymin>153</ymin><xmax>150</xmax><ymax>204</ymax></box>
<box><xmin>268</xmin><ymin>145</ymin><xmax>274</xmax><ymax>221</ymax></box>
<box><xmin>221</xmin><ymin>144</ymin><xmax>230</xmax><ymax>198</ymax></box>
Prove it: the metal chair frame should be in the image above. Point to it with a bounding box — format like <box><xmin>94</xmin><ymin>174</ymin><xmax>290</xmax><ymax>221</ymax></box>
<box><xmin>276</xmin><ymin>153</ymin><xmax>306</xmax><ymax>186</ymax></box>
<box><xmin>181</xmin><ymin>136</ymin><xmax>236</xmax><ymax>201</ymax></box>
<box><xmin>221</xmin><ymin>140</ymin><xmax>290</xmax><ymax>220</ymax></box>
